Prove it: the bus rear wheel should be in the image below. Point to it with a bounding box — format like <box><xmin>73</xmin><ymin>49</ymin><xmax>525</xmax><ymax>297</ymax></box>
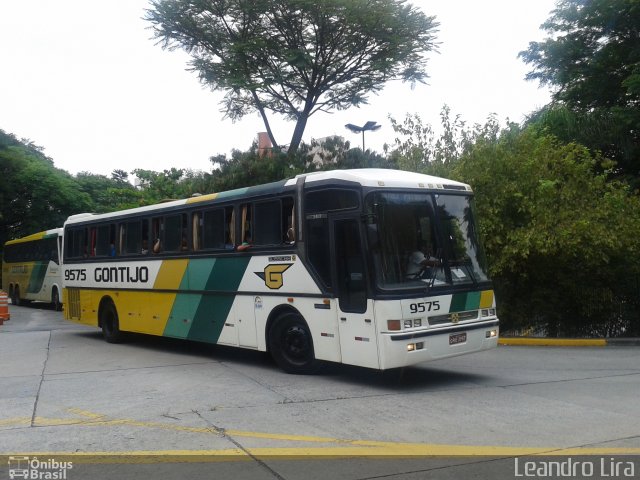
<box><xmin>11</xmin><ymin>286</ymin><xmax>20</xmax><ymax>306</ymax></box>
<box><xmin>100</xmin><ymin>301</ymin><xmax>124</xmax><ymax>343</ymax></box>
<box><xmin>268</xmin><ymin>313</ymin><xmax>319</xmax><ymax>374</ymax></box>
<box><xmin>51</xmin><ymin>288</ymin><xmax>62</xmax><ymax>311</ymax></box>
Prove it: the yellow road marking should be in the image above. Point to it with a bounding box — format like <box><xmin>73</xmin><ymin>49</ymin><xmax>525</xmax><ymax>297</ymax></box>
<box><xmin>2</xmin><ymin>408</ymin><xmax>639</xmax><ymax>458</ymax></box>
<box><xmin>499</xmin><ymin>338</ymin><xmax>607</xmax><ymax>347</ymax></box>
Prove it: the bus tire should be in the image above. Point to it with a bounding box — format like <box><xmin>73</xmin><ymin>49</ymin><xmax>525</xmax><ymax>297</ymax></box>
<box><xmin>51</xmin><ymin>288</ymin><xmax>62</xmax><ymax>312</ymax></box>
<box><xmin>11</xmin><ymin>286</ymin><xmax>20</xmax><ymax>306</ymax></box>
<box><xmin>100</xmin><ymin>301</ymin><xmax>124</xmax><ymax>344</ymax></box>
<box><xmin>268</xmin><ymin>313</ymin><xmax>319</xmax><ymax>374</ymax></box>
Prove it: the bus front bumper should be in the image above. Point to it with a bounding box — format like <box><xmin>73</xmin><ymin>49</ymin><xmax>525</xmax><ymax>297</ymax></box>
<box><xmin>378</xmin><ymin>319</ymin><xmax>499</xmax><ymax>370</ymax></box>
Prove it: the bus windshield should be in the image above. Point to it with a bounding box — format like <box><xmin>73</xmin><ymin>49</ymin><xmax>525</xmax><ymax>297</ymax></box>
<box><xmin>365</xmin><ymin>191</ymin><xmax>489</xmax><ymax>290</ymax></box>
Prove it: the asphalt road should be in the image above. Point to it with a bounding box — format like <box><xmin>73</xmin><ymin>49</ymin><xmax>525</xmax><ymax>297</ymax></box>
<box><xmin>1</xmin><ymin>304</ymin><xmax>639</xmax><ymax>479</ymax></box>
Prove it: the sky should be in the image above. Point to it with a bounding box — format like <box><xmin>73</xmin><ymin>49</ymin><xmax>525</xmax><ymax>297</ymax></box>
<box><xmin>0</xmin><ymin>0</ymin><xmax>557</xmax><ymax>177</ymax></box>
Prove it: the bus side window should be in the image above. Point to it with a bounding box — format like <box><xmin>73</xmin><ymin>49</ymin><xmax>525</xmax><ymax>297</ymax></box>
<box><xmin>122</xmin><ymin>221</ymin><xmax>142</xmax><ymax>255</ymax></box>
<box><xmin>164</xmin><ymin>214</ymin><xmax>185</xmax><ymax>252</ymax></box>
<box><xmin>306</xmin><ymin>215</ymin><xmax>332</xmax><ymax>289</ymax></box>
<box><xmin>254</xmin><ymin>200</ymin><xmax>282</xmax><ymax>246</ymax></box>
<box><xmin>95</xmin><ymin>224</ymin><xmax>114</xmax><ymax>257</ymax></box>
<box><xmin>202</xmin><ymin>209</ymin><xmax>225</xmax><ymax>249</ymax></box>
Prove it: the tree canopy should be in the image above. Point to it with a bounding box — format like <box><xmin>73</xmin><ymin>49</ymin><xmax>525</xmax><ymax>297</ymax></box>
<box><xmin>519</xmin><ymin>0</ymin><xmax>640</xmax><ymax>179</ymax></box>
<box><xmin>0</xmin><ymin>130</ymin><xmax>92</xmax><ymax>247</ymax></box>
<box><xmin>145</xmin><ymin>0</ymin><xmax>438</xmax><ymax>154</ymax></box>
<box><xmin>455</xmin><ymin>127</ymin><xmax>640</xmax><ymax>337</ymax></box>
<box><xmin>388</xmin><ymin>113</ymin><xmax>640</xmax><ymax>337</ymax></box>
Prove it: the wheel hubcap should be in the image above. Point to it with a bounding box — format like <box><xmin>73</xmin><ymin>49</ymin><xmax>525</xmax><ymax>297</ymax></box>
<box><xmin>284</xmin><ymin>325</ymin><xmax>308</xmax><ymax>359</ymax></box>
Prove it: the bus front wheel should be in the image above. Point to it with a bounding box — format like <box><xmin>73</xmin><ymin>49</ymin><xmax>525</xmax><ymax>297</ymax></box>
<box><xmin>100</xmin><ymin>301</ymin><xmax>124</xmax><ymax>343</ymax></box>
<box><xmin>268</xmin><ymin>313</ymin><xmax>319</xmax><ymax>374</ymax></box>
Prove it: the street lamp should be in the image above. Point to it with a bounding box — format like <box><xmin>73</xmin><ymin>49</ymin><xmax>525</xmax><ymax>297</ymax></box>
<box><xmin>345</xmin><ymin>121</ymin><xmax>381</xmax><ymax>151</ymax></box>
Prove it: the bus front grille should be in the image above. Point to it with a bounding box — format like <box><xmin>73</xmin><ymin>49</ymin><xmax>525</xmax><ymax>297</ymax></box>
<box><xmin>428</xmin><ymin>310</ymin><xmax>479</xmax><ymax>325</ymax></box>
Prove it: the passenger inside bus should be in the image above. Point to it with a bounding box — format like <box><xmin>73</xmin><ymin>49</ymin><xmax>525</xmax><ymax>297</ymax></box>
<box><xmin>406</xmin><ymin>240</ymin><xmax>440</xmax><ymax>279</ymax></box>
<box><xmin>285</xmin><ymin>226</ymin><xmax>295</xmax><ymax>244</ymax></box>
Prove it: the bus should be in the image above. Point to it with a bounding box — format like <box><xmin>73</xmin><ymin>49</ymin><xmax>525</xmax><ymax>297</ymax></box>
<box><xmin>2</xmin><ymin>228</ymin><xmax>64</xmax><ymax>310</ymax></box>
<box><xmin>62</xmin><ymin>169</ymin><xmax>498</xmax><ymax>373</ymax></box>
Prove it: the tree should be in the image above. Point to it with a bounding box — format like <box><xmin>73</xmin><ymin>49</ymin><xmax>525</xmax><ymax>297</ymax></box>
<box><xmin>0</xmin><ymin>130</ymin><xmax>92</xmax><ymax>247</ymax></box>
<box><xmin>75</xmin><ymin>172</ymin><xmax>143</xmax><ymax>213</ymax></box>
<box><xmin>145</xmin><ymin>0</ymin><xmax>438</xmax><ymax>154</ymax></box>
<box><xmin>111</xmin><ymin>169</ymin><xmax>130</xmax><ymax>183</ymax></box>
<box><xmin>519</xmin><ymin>0</ymin><xmax>640</xmax><ymax>179</ymax></box>
<box><xmin>132</xmin><ymin>168</ymin><xmax>188</xmax><ymax>203</ymax></box>
<box><xmin>454</xmin><ymin>127</ymin><xmax>640</xmax><ymax>337</ymax></box>
<box><xmin>387</xmin><ymin>106</ymin><xmax>484</xmax><ymax>177</ymax></box>
<box><xmin>209</xmin><ymin>144</ymin><xmax>305</xmax><ymax>192</ymax></box>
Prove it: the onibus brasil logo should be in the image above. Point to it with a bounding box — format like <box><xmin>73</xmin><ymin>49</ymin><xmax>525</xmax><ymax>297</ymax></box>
<box><xmin>8</xmin><ymin>456</ymin><xmax>73</xmax><ymax>479</ymax></box>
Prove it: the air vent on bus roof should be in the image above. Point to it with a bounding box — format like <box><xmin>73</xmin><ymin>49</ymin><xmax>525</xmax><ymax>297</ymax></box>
<box><xmin>442</xmin><ymin>184</ymin><xmax>468</xmax><ymax>191</ymax></box>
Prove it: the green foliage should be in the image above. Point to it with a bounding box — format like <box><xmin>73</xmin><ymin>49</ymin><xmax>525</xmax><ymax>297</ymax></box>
<box><xmin>454</xmin><ymin>127</ymin><xmax>640</xmax><ymax>337</ymax></box>
<box><xmin>132</xmin><ymin>168</ymin><xmax>190</xmax><ymax>203</ymax></box>
<box><xmin>520</xmin><ymin>0</ymin><xmax>640</xmax><ymax>180</ymax></box>
<box><xmin>527</xmin><ymin>105</ymin><xmax>639</xmax><ymax>183</ymax></box>
<box><xmin>305</xmin><ymin>136</ymin><xmax>395</xmax><ymax>171</ymax></box>
<box><xmin>145</xmin><ymin>0</ymin><xmax>438</xmax><ymax>153</ymax></box>
<box><xmin>388</xmin><ymin>111</ymin><xmax>640</xmax><ymax>336</ymax></box>
<box><xmin>387</xmin><ymin>105</ymin><xmax>500</xmax><ymax>178</ymax></box>
<box><xmin>0</xmin><ymin>130</ymin><xmax>92</xmax><ymax>247</ymax></box>
<box><xmin>208</xmin><ymin>146</ymin><xmax>306</xmax><ymax>192</ymax></box>
<box><xmin>75</xmin><ymin>172</ymin><xmax>143</xmax><ymax>213</ymax></box>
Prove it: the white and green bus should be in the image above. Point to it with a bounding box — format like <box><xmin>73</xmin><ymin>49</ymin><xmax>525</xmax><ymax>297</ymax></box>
<box><xmin>62</xmin><ymin>169</ymin><xmax>498</xmax><ymax>373</ymax></box>
<box><xmin>2</xmin><ymin>228</ymin><xmax>64</xmax><ymax>310</ymax></box>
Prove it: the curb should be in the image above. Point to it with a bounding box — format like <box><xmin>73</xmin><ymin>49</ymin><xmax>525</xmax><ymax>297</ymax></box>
<box><xmin>499</xmin><ymin>337</ymin><xmax>640</xmax><ymax>347</ymax></box>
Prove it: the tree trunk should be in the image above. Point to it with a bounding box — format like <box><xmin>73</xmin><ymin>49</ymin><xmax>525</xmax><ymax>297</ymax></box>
<box><xmin>288</xmin><ymin>111</ymin><xmax>310</xmax><ymax>156</ymax></box>
<box><xmin>251</xmin><ymin>90</ymin><xmax>279</xmax><ymax>150</ymax></box>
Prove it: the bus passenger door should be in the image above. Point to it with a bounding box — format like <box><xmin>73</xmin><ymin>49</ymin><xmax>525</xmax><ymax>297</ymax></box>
<box><xmin>333</xmin><ymin>218</ymin><xmax>380</xmax><ymax>369</ymax></box>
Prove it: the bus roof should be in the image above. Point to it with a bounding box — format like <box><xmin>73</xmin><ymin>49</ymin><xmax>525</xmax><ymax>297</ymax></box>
<box><xmin>296</xmin><ymin>168</ymin><xmax>471</xmax><ymax>190</ymax></box>
<box><xmin>4</xmin><ymin>227</ymin><xmax>63</xmax><ymax>246</ymax></box>
<box><xmin>63</xmin><ymin>169</ymin><xmax>471</xmax><ymax>227</ymax></box>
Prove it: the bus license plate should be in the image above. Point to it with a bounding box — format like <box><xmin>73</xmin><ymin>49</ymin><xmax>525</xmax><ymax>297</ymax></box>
<box><xmin>449</xmin><ymin>332</ymin><xmax>467</xmax><ymax>345</ymax></box>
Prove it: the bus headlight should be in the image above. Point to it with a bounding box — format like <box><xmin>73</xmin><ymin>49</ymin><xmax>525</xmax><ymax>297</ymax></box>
<box><xmin>486</xmin><ymin>330</ymin><xmax>497</xmax><ymax>338</ymax></box>
<box><xmin>407</xmin><ymin>342</ymin><xmax>424</xmax><ymax>352</ymax></box>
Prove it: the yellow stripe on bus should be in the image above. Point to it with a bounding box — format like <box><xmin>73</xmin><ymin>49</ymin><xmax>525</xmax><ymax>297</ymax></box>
<box><xmin>185</xmin><ymin>192</ymin><xmax>220</xmax><ymax>204</ymax></box>
<box><xmin>4</xmin><ymin>231</ymin><xmax>47</xmax><ymax>245</ymax></box>
<box><xmin>479</xmin><ymin>290</ymin><xmax>494</xmax><ymax>309</ymax></box>
<box><xmin>116</xmin><ymin>291</ymin><xmax>177</xmax><ymax>336</ymax></box>
<box><xmin>154</xmin><ymin>259</ymin><xmax>189</xmax><ymax>290</ymax></box>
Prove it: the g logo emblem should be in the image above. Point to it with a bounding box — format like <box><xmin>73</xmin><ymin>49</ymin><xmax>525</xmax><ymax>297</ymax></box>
<box><xmin>450</xmin><ymin>313</ymin><xmax>460</xmax><ymax>324</ymax></box>
<box><xmin>255</xmin><ymin>264</ymin><xmax>293</xmax><ymax>289</ymax></box>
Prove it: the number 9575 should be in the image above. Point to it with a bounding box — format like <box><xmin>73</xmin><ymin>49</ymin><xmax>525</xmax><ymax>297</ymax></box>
<box><xmin>409</xmin><ymin>301</ymin><xmax>440</xmax><ymax>314</ymax></box>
